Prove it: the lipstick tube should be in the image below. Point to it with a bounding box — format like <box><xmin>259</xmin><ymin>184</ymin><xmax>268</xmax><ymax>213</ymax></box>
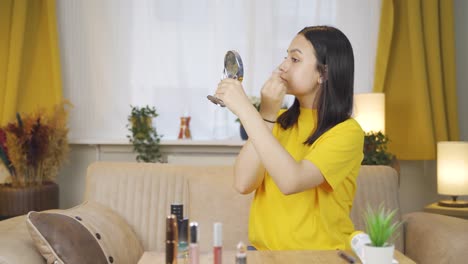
<box><xmin>213</xmin><ymin>222</ymin><xmax>222</xmax><ymax>264</ymax></box>
<box><xmin>166</xmin><ymin>214</ymin><xmax>178</xmax><ymax>264</ymax></box>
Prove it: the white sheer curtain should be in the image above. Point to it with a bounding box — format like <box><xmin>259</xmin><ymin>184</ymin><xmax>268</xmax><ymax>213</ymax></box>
<box><xmin>57</xmin><ymin>0</ymin><xmax>381</xmax><ymax>141</ymax></box>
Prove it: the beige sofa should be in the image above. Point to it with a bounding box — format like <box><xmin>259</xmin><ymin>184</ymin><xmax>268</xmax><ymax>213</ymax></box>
<box><xmin>1</xmin><ymin>162</ymin><xmax>468</xmax><ymax>264</ymax></box>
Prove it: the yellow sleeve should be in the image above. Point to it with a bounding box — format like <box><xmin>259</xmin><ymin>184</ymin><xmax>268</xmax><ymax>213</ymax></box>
<box><xmin>304</xmin><ymin>120</ymin><xmax>364</xmax><ymax>191</ymax></box>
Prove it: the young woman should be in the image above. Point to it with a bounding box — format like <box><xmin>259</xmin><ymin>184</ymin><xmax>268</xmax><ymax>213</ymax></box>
<box><xmin>214</xmin><ymin>26</ymin><xmax>364</xmax><ymax>250</ymax></box>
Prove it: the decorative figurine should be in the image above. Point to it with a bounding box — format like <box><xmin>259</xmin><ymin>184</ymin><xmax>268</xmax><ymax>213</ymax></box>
<box><xmin>178</xmin><ymin>116</ymin><xmax>192</xmax><ymax>140</ymax></box>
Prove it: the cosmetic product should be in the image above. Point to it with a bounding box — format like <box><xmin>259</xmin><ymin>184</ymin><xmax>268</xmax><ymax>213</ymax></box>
<box><xmin>166</xmin><ymin>214</ymin><xmax>178</xmax><ymax>264</ymax></box>
<box><xmin>177</xmin><ymin>219</ymin><xmax>189</xmax><ymax>263</ymax></box>
<box><xmin>235</xmin><ymin>241</ymin><xmax>246</xmax><ymax>264</ymax></box>
<box><xmin>337</xmin><ymin>250</ymin><xmax>355</xmax><ymax>264</ymax></box>
<box><xmin>213</xmin><ymin>222</ymin><xmax>223</xmax><ymax>264</ymax></box>
<box><xmin>171</xmin><ymin>204</ymin><xmax>189</xmax><ymax>263</ymax></box>
<box><xmin>171</xmin><ymin>204</ymin><xmax>184</xmax><ymax>221</ymax></box>
<box><xmin>189</xmin><ymin>222</ymin><xmax>199</xmax><ymax>264</ymax></box>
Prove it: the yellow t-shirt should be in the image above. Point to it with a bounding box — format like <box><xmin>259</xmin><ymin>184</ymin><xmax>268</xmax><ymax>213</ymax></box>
<box><xmin>248</xmin><ymin>108</ymin><xmax>364</xmax><ymax>250</ymax></box>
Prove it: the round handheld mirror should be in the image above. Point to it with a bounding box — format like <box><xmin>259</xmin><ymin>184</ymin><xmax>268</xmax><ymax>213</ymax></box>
<box><xmin>224</xmin><ymin>50</ymin><xmax>244</xmax><ymax>81</ymax></box>
<box><xmin>207</xmin><ymin>50</ymin><xmax>244</xmax><ymax>107</ymax></box>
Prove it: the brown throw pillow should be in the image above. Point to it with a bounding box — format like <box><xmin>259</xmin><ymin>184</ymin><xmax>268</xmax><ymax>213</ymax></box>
<box><xmin>26</xmin><ymin>201</ymin><xmax>143</xmax><ymax>264</ymax></box>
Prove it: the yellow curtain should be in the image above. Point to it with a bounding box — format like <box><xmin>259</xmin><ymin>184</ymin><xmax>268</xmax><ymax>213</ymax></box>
<box><xmin>373</xmin><ymin>0</ymin><xmax>459</xmax><ymax>160</ymax></box>
<box><xmin>0</xmin><ymin>0</ymin><xmax>62</xmax><ymax>126</ymax></box>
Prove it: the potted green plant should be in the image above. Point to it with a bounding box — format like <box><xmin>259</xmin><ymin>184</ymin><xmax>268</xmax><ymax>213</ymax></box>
<box><xmin>127</xmin><ymin>105</ymin><xmax>163</xmax><ymax>163</ymax></box>
<box><xmin>362</xmin><ymin>132</ymin><xmax>394</xmax><ymax>165</ymax></box>
<box><xmin>362</xmin><ymin>131</ymin><xmax>400</xmax><ymax>173</ymax></box>
<box><xmin>235</xmin><ymin>96</ymin><xmax>261</xmax><ymax>140</ymax></box>
<box><xmin>236</xmin><ymin>96</ymin><xmax>288</xmax><ymax>140</ymax></box>
<box><xmin>0</xmin><ymin>101</ymin><xmax>71</xmax><ymax>219</ymax></box>
<box><xmin>363</xmin><ymin>203</ymin><xmax>402</xmax><ymax>264</ymax></box>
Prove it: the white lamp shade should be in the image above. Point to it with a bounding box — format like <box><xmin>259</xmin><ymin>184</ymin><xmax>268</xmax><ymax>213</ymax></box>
<box><xmin>437</xmin><ymin>141</ymin><xmax>468</xmax><ymax>196</ymax></box>
<box><xmin>353</xmin><ymin>93</ymin><xmax>385</xmax><ymax>133</ymax></box>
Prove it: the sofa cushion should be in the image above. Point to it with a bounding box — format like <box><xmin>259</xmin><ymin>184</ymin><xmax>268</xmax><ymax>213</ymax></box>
<box><xmin>403</xmin><ymin>212</ymin><xmax>468</xmax><ymax>264</ymax></box>
<box><xmin>25</xmin><ymin>201</ymin><xmax>143</xmax><ymax>264</ymax></box>
<box><xmin>85</xmin><ymin>162</ymin><xmax>189</xmax><ymax>251</ymax></box>
<box><xmin>186</xmin><ymin>167</ymin><xmax>253</xmax><ymax>252</ymax></box>
<box><xmin>350</xmin><ymin>165</ymin><xmax>403</xmax><ymax>251</ymax></box>
<box><xmin>0</xmin><ymin>215</ymin><xmax>45</xmax><ymax>264</ymax></box>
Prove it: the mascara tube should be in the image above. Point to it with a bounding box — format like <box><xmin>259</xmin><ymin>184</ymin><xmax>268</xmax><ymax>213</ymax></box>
<box><xmin>166</xmin><ymin>214</ymin><xmax>178</xmax><ymax>264</ymax></box>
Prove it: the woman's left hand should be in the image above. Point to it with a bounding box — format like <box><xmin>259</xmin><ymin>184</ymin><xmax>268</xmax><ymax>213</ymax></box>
<box><xmin>214</xmin><ymin>78</ymin><xmax>253</xmax><ymax>118</ymax></box>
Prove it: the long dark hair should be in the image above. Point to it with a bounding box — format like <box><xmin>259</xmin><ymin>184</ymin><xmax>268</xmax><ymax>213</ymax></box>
<box><xmin>277</xmin><ymin>26</ymin><xmax>354</xmax><ymax>145</ymax></box>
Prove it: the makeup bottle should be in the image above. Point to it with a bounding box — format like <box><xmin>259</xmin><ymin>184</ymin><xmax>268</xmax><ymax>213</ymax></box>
<box><xmin>235</xmin><ymin>241</ymin><xmax>246</xmax><ymax>264</ymax></box>
<box><xmin>166</xmin><ymin>214</ymin><xmax>178</xmax><ymax>264</ymax></box>
<box><xmin>213</xmin><ymin>222</ymin><xmax>222</xmax><ymax>264</ymax></box>
<box><xmin>189</xmin><ymin>222</ymin><xmax>199</xmax><ymax>264</ymax></box>
<box><xmin>171</xmin><ymin>204</ymin><xmax>189</xmax><ymax>263</ymax></box>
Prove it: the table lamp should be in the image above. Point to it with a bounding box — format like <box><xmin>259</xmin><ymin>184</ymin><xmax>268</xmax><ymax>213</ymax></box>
<box><xmin>437</xmin><ymin>141</ymin><xmax>468</xmax><ymax>207</ymax></box>
<box><xmin>353</xmin><ymin>93</ymin><xmax>385</xmax><ymax>133</ymax></box>
<box><xmin>353</xmin><ymin>93</ymin><xmax>395</xmax><ymax>167</ymax></box>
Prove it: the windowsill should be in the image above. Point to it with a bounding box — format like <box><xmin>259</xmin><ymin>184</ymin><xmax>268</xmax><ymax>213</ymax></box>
<box><xmin>68</xmin><ymin>139</ymin><xmax>245</xmax><ymax>160</ymax></box>
<box><xmin>69</xmin><ymin>138</ymin><xmax>245</xmax><ymax>147</ymax></box>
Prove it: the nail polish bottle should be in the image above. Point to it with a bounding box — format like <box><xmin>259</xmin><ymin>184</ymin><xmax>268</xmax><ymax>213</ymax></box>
<box><xmin>189</xmin><ymin>222</ymin><xmax>199</xmax><ymax>264</ymax></box>
<box><xmin>235</xmin><ymin>241</ymin><xmax>246</xmax><ymax>264</ymax></box>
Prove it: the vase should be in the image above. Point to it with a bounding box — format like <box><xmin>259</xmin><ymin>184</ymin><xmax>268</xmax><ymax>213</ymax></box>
<box><xmin>240</xmin><ymin>125</ymin><xmax>248</xmax><ymax>140</ymax></box>
<box><xmin>178</xmin><ymin>116</ymin><xmax>192</xmax><ymax>139</ymax></box>
<box><xmin>0</xmin><ymin>181</ymin><xmax>59</xmax><ymax>220</ymax></box>
<box><xmin>363</xmin><ymin>243</ymin><xmax>394</xmax><ymax>264</ymax></box>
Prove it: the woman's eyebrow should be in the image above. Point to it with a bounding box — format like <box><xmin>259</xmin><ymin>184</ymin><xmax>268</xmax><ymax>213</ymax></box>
<box><xmin>287</xmin><ymin>48</ymin><xmax>303</xmax><ymax>54</ymax></box>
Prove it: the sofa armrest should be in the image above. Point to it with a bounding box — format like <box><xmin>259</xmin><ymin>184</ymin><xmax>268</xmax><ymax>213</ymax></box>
<box><xmin>403</xmin><ymin>212</ymin><xmax>468</xmax><ymax>264</ymax></box>
<box><xmin>0</xmin><ymin>216</ymin><xmax>44</xmax><ymax>264</ymax></box>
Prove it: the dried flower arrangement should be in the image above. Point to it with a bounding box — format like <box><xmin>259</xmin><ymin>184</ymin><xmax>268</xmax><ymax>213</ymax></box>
<box><xmin>0</xmin><ymin>101</ymin><xmax>71</xmax><ymax>187</ymax></box>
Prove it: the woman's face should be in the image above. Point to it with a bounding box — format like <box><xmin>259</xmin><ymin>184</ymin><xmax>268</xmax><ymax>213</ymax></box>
<box><xmin>279</xmin><ymin>34</ymin><xmax>322</xmax><ymax>101</ymax></box>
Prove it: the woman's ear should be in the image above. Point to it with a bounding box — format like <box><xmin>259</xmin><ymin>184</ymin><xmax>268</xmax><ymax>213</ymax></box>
<box><xmin>320</xmin><ymin>65</ymin><xmax>328</xmax><ymax>84</ymax></box>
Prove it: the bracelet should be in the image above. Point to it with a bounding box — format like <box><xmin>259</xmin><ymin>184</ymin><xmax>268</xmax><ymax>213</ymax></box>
<box><xmin>262</xmin><ymin>118</ymin><xmax>276</xmax><ymax>123</ymax></box>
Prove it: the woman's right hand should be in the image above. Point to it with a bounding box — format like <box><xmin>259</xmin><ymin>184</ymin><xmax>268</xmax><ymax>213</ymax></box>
<box><xmin>260</xmin><ymin>70</ymin><xmax>287</xmax><ymax>119</ymax></box>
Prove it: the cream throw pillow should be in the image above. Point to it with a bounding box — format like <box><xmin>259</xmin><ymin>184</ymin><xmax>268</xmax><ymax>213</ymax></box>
<box><xmin>26</xmin><ymin>201</ymin><xmax>143</xmax><ymax>264</ymax></box>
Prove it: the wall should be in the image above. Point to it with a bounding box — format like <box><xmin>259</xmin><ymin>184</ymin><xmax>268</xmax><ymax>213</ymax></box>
<box><xmin>455</xmin><ymin>0</ymin><xmax>468</xmax><ymax>141</ymax></box>
<box><xmin>47</xmin><ymin>0</ymin><xmax>468</xmax><ymax>212</ymax></box>
<box><xmin>2</xmin><ymin>2</ymin><xmax>467</xmax><ymax>216</ymax></box>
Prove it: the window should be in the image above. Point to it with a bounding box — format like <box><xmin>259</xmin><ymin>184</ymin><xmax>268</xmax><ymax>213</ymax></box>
<box><xmin>57</xmin><ymin>0</ymin><xmax>381</xmax><ymax>141</ymax></box>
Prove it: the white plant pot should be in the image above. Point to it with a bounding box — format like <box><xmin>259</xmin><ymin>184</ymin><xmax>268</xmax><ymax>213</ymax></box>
<box><xmin>363</xmin><ymin>243</ymin><xmax>394</xmax><ymax>264</ymax></box>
